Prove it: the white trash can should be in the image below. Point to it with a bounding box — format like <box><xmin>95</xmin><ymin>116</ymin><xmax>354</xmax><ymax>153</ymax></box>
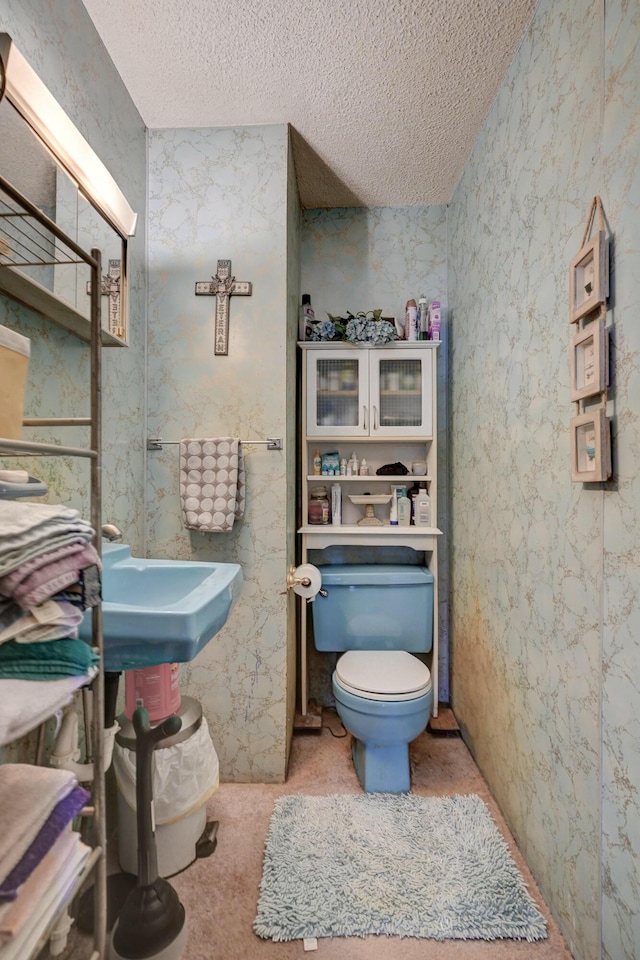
<box><xmin>113</xmin><ymin>698</ymin><xmax>219</xmax><ymax>877</ymax></box>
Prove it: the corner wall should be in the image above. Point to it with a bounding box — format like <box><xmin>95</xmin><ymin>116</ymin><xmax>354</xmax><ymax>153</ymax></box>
<box><xmin>145</xmin><ymin>125</ymin><xmax>294</xmax><ymax>782</ymax></box>
<box><xmin>300</xmin><ymin>205</ymin><xmax>450</xmax><ymax>703</ymax></box>
<box><xmin>448</xmin><ymin>1</ymin><xmax>640</xmax><ymax>958</ymax></box>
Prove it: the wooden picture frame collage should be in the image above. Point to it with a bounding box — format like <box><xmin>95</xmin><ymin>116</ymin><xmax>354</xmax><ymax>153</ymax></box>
<box><xmin>569</xmin><ymin>197</ymin><xmax>611</xmax><ymax>482</ymax></box>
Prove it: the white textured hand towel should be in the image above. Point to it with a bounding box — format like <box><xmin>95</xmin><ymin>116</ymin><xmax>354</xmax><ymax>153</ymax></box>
<box><xmin>179</xmin><ymin>438</ymin><xmax>246</xmax><ymax>533</ymax></box>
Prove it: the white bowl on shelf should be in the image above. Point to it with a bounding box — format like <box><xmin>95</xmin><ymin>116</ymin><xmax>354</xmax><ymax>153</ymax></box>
<box><xmin>348</xmin><ymin>494</ymin><xmax>393</xmax><ymax>506</ymax></box>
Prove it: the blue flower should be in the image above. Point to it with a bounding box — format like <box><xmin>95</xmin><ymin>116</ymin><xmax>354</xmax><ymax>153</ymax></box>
<box><xmin>345</xmin><ymin>317</ymin><xmax>397</xmax><ymax>344</ymax></box>
<box><xmin>310</xmin><ymin>318</ymin><xmax>338</xmax><ymax>341</ymax></box>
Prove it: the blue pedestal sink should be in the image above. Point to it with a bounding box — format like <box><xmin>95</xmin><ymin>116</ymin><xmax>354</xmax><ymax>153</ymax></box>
<box><xmin>79</xmin><ymin>544</ymin><xmax>243</xmax><ymax>671</ymax></box>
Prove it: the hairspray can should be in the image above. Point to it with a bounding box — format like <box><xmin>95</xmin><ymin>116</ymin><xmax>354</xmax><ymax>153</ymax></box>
<box><xmin>405</xmin><ymin>299</ymin><xmax>418</xmax><ymax>341</ymax></box>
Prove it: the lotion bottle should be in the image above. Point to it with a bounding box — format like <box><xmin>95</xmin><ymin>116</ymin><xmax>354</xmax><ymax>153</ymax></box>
<box><xmin>389</xmin><ymin>493</ymin><xmax>398</xmax><ymax>526</ymax></box>
<box><xmin>397</xmin><ymin>490</ymin><xmax>411</xmax><ymax>526</ymax></box>
<box><xmin>414</xmin><ymin>489</ymin><xmax>431</xmax><ymax>527</ymax></box>
<box><xmin>429</xmin><ymin>300</ymin><xmax>441</xmax><ymax>341</ymax></box>
<box><xmin>331</xmin><ymin>482</ymin><xmax>342</xmax><ymax>525</ymax></box>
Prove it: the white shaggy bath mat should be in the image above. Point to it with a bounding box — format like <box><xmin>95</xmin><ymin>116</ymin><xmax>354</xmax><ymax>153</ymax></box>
<box><xmin>254</xmin><ymin>793</ymin><xmax>547</xmax><ymax>943</ymax></box>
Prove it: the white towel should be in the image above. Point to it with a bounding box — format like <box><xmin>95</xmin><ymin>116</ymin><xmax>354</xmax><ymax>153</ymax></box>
<box><xmin>0</xmin><ymin>674</ymin><xmax>94</xmax><ymax>747</ymax></box>
<box><xmin>179</xmin><ymin>438</ymin><xmax>246</xmax><ymax>533</ymax></box>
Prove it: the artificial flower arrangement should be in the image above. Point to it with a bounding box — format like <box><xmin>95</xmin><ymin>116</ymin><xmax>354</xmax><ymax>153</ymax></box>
<box><xmin>310</xmin><ymin>310</ymin><xmax>397</xmax><ymax>345</ymax></box>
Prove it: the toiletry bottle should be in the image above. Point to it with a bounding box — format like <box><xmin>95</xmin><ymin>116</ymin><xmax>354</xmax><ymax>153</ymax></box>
<box><xmin>414</xmin><ymin>489</ymin><xmax>431</xmax><ymax>527</ymax></box>
<box><xmin>331</xmin><ymin>482</ymin><xmax>342</xmax><ymax>525</ymax></box>
<box><xmin>359</xmin><ymin>457</ymin><xmax>368</xmax><ymax>476</ymax></box>
<box><xmin>389</xmin><ymin>492</ymin><xmax>398</xmax><ymax>526</ymax></box>
<box><xmin>397</xmin><ymin>489</ymin><xmax>411</xmax><ymax>526</ymax></box>
<box><xmin>299</xmin><ymin>294</ymin><xmax>315</xmax><ymax>340</ymax></box>
<box><xmin>351</xmin><ymin>451</ymin><xmax>359</xmax><ymax>475</ymax></box>
<box><xmin>429</xmin><ymin>300</ymin><xmax>441</xmax><ymax>341</ymax></box>
<box><xmin>418</xmin><ymin>296</ymin><xmax>428</xmax><ymax>340</ymax></box>
<box><xmin>313</xmin><ymin>449</ymin><xmax>322</xmax><ymax>476</ymax></box>
<box><xmin>405</xmin><ymin>299</ymin><xmax>418</xmax><ymax>341</ymax></box>
<box><xmin>340</xmin><ymin>458</ymin><xmax>347</xmax><ymax>476</ymax></box>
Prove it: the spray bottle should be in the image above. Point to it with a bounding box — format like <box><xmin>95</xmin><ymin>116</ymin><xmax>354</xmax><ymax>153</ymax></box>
<box><xmin>418</xmin><ymin>296</ymin><xmax>429</xmax><ymax>340</ymax></box>
<box><xmin>405</xmin><ymin>299</ymin><xmax>418</xmax><ymax>341</ymax></box>
<box><xmin>299</xmin><ymin>294</ymin><xmax>315</xmax><ymax>340</ymax></box>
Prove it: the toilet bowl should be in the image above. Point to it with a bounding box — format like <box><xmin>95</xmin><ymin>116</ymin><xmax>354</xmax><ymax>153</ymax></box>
<box><xmin>332</xmin><ymin>650</ymin><xmax>433</xmax><ymax>793</ymax></box>
<box><xmin>311</xmin><ymin>563</ymin><xmax>435</xmax><ymax>794</ymax></box>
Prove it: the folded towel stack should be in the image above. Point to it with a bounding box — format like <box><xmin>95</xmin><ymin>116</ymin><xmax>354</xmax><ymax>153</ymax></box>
<box><xmin>0</xmin><ymin>501</ymin><xmax>102</xmax><ymax>743</ymax></box>
<box><xmin>0</xmin><ymin>502</ymin><xmax>94</xmax><ymax>578</ymax></box>
<box><xmin>0</xmin><ymin>765</ymin><xmax>90</xmax><ymax>956</ymax></box>
<box><xmin>0</xmin><ymin>639</ymin><xmax>99</xmax><ymax>681</ymax></box>
<box><xmin>0</xmin><ymin>831</ymin><xmax>90</xmax><ymax>954</ymax></box>
<box><xmin>0</xmin><ymin>501</ymin><xmax>100</xmax><ymax>649</ymax></box>
<box><xmin>179</xmin><ymin>437</ymin><xmax>246</xmax><ymax>533</ymax></box>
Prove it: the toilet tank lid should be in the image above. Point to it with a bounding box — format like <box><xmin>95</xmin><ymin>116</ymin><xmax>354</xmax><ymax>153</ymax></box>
<box><xmin>317</xmin><ymin>564</ymin><xmax>433</xmax><ymax>586</ymax></box>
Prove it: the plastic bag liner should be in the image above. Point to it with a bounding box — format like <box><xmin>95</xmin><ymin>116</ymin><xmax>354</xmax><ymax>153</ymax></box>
<box><xmin>113</xmin><ymin>717</ymin><xmax>219</xmax><ymax>826</ymax></box>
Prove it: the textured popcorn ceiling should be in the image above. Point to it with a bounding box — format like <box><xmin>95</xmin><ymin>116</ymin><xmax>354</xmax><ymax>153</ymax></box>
<box><xmin>81</xmin><ymin>0</ymin><xmax>537</xmax><ymax>208</ymax></box>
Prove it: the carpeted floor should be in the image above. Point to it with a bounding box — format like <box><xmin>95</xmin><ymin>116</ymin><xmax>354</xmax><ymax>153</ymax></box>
<box><xmin>56</xmin><ymin>717</ymin><xmax>573</xmax><ymax>959</ymax></box>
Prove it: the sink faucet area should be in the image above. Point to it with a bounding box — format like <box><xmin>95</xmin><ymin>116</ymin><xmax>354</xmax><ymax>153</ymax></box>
<box><xmin>80</xmin><ymin>543</ymin><xmax>243</xmax><ymax>671</ymax></box>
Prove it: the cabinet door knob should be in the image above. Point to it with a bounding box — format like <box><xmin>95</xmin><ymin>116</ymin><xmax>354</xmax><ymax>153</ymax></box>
<box><xmin>373</xmin><ymin>405</ymin><xmax>378</xmax><ymax>430</ymax></box>
<box><xmin>363</xmin><ymin>405</ymin><xmax>367</xmax><ymax>431</ymax></box>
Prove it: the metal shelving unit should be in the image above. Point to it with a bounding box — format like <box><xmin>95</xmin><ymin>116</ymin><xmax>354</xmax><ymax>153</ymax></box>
<box><xmin>0</xmin><ymin>175</ymin><xmax>124</xmax><ymax>347</ymax></box>
<box><xmin>0</xmin><ymin>175</ymin><xmax>107</xmax><ymax>959</ymax></box>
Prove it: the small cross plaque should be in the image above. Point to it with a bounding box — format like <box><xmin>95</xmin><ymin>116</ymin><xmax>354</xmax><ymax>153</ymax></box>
<box><xmin>86</xmin><ymin>259</ymin><xmax>125</xmax><ymax>340</ymax></box>
<box><xmin>195</xmin><ymin>259</ymin><xmax>252</xmax><ymax>355</ymax></box>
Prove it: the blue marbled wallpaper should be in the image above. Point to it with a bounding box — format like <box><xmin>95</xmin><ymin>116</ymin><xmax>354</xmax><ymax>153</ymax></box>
<box><xmin>449</xmin><ymin>0</ymin><xmax>640</xmax><ymax>958</ymax></box>
<box><xmin>0</xmin><ymin>0</ymin><xmax>147</xmax><ymax>551</ymax></box>
<box><xmin>145</xmin><ymin>125</ymin><xmax>295</xmax><ymax>782</ymax></box>
<box><xmin>300</xmin><ymin>205</ymin><xmax>450</xmax><ymax>704</ymax></box>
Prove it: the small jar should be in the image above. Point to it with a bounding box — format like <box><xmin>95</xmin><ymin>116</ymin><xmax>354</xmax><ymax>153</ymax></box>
<box><xmin>309</xmin><ymin>486</ymin><xmax>330</xmax><ymax>525</ymax></box>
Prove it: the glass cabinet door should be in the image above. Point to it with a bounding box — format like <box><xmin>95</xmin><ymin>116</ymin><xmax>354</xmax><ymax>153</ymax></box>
<box><xmin>369</xmin><ymin>349</ymin><xmax>433</xmax><ymax>436</ymax></box>
<box><xmin>306</xmin><ymin>350</ymin><xmax>368</xmax><ymax>436</ymax></box>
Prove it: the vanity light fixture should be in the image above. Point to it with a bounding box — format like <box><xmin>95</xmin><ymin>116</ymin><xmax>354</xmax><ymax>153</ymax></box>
<box><xmin>0</xmin><ymin>32</ymin><xmax>137</xmax><ymax>239</ymax></box>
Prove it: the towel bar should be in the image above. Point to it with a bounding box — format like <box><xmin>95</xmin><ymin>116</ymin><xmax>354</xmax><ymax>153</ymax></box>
<box><xmin>147</xmin><ymin>437</ymin><xmax>282</xmax><ymax>451</ymax></box>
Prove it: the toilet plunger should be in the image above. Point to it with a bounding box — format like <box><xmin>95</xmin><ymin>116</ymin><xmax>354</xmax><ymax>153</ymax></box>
<box><xmin>110</xmin><ymin>707</ymin><xmax>187</xmax><ymax>960</ymax></box>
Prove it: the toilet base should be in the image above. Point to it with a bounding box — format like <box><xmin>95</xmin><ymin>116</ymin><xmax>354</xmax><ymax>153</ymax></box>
<box><xmin>352</xmin><ymin>737</ymin><xmax>411</xmax><ymax>793</ymax></box>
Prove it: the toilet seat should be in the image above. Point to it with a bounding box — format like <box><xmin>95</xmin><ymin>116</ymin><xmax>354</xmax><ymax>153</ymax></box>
<box><xmin>335</xmin><ymin>650</ymin><xmax>432</xmax><ymax>702</ymax></box>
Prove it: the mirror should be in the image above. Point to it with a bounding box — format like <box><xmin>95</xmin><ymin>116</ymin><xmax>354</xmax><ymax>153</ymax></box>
<box><xmin>0</xmin><ymin>34</ymin><xmax>135</xmax><ymax>344</ymax></box>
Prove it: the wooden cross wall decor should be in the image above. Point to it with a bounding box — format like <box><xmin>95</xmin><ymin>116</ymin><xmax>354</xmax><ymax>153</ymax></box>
<box><xmin>195</xmin><ymin>259</ymin><xmax>252</xmax><ymax>355</ymax></box>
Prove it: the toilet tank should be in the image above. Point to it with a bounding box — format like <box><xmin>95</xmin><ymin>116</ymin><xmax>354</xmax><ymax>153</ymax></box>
<box><xmin>312</xmin><ymin>564</ymin><xmax>434</xmax><ymax>653</ymax></box>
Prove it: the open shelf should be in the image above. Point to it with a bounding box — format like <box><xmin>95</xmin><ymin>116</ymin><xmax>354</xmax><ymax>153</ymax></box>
<box><xmin>306</xmin><ymin>474</ymin><xmax>431</xmax><ymax>482</ymax></box>
<box><xmin>0</xmin><ymin>176</ymin><xmax>126</xmax><ymax>348</ymax></box>
<box><xmin>0</xmin><ymin>171</ymin><xmax>107</xmax><ymax>958</ymax></box>
<box><xmin>0</xmin><ymin>266</ymin><xmax>126</xmax><ymax>346</ymax></box>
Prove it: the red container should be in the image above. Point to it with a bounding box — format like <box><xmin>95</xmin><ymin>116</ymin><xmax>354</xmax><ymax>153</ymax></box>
<box><xmin>124</xmin><ymin>662</ymin><xmax>181</xmax><ymax>723</ymax></box>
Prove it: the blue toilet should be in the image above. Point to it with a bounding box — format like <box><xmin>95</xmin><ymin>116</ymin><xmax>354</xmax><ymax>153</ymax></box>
<box><xmin>312</xmin><ymin>564</ymin><xmax>434</xmax><ymax>793</ymax></box>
